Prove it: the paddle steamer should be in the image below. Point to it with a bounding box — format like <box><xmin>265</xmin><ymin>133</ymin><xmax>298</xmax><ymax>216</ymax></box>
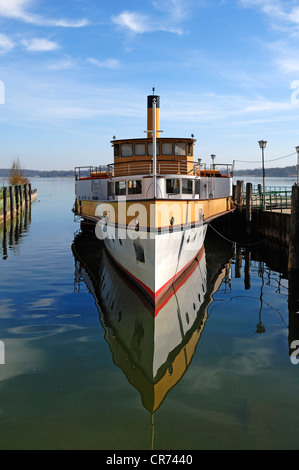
<box><xmin>73</xmin><ymin>91</ymin><xmax>233</xmax><ymax>304</ymax></box>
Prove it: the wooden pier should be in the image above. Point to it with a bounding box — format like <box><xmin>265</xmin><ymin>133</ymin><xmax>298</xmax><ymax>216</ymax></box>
<box><xmin>212</xmin><ymin>181</ymin><xmax>299</xmax><ymax>276</ymax></box>
<box><xmin>0</xmin><ymin>183</ymin><xmax>37</xmax><ymax>224</ymax></box>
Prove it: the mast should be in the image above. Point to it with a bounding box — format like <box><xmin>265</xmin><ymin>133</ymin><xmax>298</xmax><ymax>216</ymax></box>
<box><xmin>153</xmin><ymin>97</ymin><xmax>157</xmax><ymax>199</ymax></box>
<box><xmin>147</xmin><ymin>89</ymin><xmax>161</xmax><ymax>199</ymax></box>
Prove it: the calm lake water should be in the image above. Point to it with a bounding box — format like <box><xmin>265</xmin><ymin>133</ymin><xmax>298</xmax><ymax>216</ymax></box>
<box><xmin>0</xmin><ymin>176</ymin><xmax>299</xmax><ymax>450</ymax></box>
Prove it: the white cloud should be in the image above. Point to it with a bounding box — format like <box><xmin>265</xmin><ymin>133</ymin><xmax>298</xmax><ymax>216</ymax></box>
<box><xmin>0</xmin><ymin>0</ymin><xmax>89</xmax><ymax>27</ymax></box>
<box><xmin>112</xmin><ymin>11</ymin><xmax>154</xmax><ymax>34</ymax></box>
<box><xmin>21</xmin><ymin>38</ymin><xmax>60</xmax><ymax>52</ymax></box>
<box><xmin>277</xmin><ymin>57</ymin><xmax>299</xmax><ymax>73</ymax></box>
<box><xmin>0</xmin><ymin>33</ymin><xmax>15</xmax><ymax>53</ymax></box>
<box><xmin>239</xmin><ymin>0</ymin><xmax>299</xmax><ymax>29</ymax></box>
<box><xmin>46</xmin><ymin>58</ymin><xmax>77</xmax><ymax>70</ymax></box>
<box><xmin>112</xmin><ymin>0</ymin><xmax>188</xmax><ymax>35</ymax></box>
<box><xmin>87</xmin><ymin>57</ymin><xmax>121</xmax><ymax>69</ymax></box>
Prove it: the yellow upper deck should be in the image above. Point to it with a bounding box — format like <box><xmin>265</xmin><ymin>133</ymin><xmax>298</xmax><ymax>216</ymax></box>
<box><xmin>111</xmin><ymin>137</ymin><xmax>199</xmax><ymax>177</ymax></box>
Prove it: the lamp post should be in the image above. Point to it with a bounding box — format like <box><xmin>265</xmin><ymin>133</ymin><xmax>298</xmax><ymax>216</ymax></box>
<box><xmin>211</xmin><ymin>154</ymin><xmax>216</xmax><ymax>170</ymax></box>
<box><xmin>296</xmin><ymin>146</ymin><xmax>299</xmax><ymax>184</ymax></box>
<box><xmin>258</xmin><ymin>140</ymin><xmax>267</xmax><ymax>209</ymax></box>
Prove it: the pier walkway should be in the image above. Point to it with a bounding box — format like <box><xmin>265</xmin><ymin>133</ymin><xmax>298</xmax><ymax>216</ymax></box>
<box><xmin>232</xmin><ymin>181</ymin><xmax>299</xmax><ymax>272</ymax></box>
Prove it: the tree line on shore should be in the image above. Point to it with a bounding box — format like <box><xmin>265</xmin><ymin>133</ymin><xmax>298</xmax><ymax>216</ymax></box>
<box><xmin>0</xmin><ymin>168</ymin><xmax>76</xmax><ymax>178</ymax></box>
<box><xmin>0</xmin><ymin>163</ymin><xmax>297</xmax><ymax>179</ymax></box>
<box><xmin>234</xmin><ymin>165</ymin><xmax>297</xmax><ymax>177</ymax></box>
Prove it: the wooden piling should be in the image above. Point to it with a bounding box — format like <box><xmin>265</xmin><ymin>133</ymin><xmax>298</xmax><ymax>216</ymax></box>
<box><xmin>9</xmin><ymin>186</ymin><xmax>14</xmax><ymax>218</ymax></box>
<box><xmin>19</xmin><ymin>185</ymin><xmax>22</xmax><ymax>208</ymax></box>
<box><xmin>15</xmin><ymin>185</ymin><xmax>19</xmax><ymax>213</ymax></box>
<box><xmin>245</xmin><ymin>183</ymin><xmax>252</xmax><ymax>235</ymax></box>
<box><xmin>244</xmin><ymin>249</ymin><xmax>251</xmax><ymax>290</ymax></box>
<box><xmin>288</xmin><ymin>184</ymin><xmax>299</xmax><ymax>272</ymax></box>
<box><xmin>235</xmin><ymin>180</ymin><xmax>244</xmax><ymax>211</ymax></box>
<box><xmin>3</xmin><ymin>187</ymin><xmax>7</xmax><ymax>222</ymax></box>
<box><xmin>235</xmin><ymin>245</ymin><xmax>242</xmax><ymax>278</ymax></box>
<box><xmin>24</xmin><ymin>184</ymin><xmax>28</xmax><ymax>207</ymax></box>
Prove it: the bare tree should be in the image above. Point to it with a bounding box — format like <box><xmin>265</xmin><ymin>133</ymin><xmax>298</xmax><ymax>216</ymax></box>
<box><xmin>9</xmin><ymin>157</ymin><xmax>29</xmax><ymax>186</ymax></box>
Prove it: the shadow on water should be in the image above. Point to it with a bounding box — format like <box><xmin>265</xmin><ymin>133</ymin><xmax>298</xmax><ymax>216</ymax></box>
<box><xmin>72</xmin><ymin>229</ymin><xmax>234</xmax><ymax>447</ymax></box>
<box><xmin>0</xmin><ymin>205</ymin><xmax>32</xmax><ymax>260</ymax></box>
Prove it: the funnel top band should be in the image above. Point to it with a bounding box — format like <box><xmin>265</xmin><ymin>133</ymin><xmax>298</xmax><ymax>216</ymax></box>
<box><xmin>147</xmin><ymin>95</ymin><xmax>160</xmax><ymax>108</ymax></box>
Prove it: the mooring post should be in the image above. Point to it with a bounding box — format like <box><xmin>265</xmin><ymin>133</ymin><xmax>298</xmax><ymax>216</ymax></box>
<box><xmin>9</xmin><ymin>186</ymin><xmax>14</xmax><ymax>218</ymax></box>
<box><xmin>288</xmin><ymin>270</ymin><xmax>299</xmax><ymax>357</ymax></box>
<box><xmin>15</xmin><ymin>185</ymin><xmax>19</xmax><ymax>213</ymax></box>
<box><xmin>19</xmin><ymin>185</ymin><xmax>22</xmax><ymax>208</ymax></box>
<box><xmin>236</xmin><ymin>180</ymin><xmax>244</xmax><ymax>211</ymax></box>
<box><xmin>235</xmin><ymin>245</ymin><xmax>242</xmax><ymax>278</ymax></box>
<box><xmin>244</xmin><ymin>249</ymin><xmax>251</xmax><ymax>290</ymax></box>
<box><xmin>24</xmin><ymin>184</ymin><xmax>28</xmax><ymax>207</ymax></box>
<box><xmin>28</xmin><ymin>183</ymin><xmax>32</xmax><ymax>203</ymax></box>
<box><xmin>3</xmin><ymin>186</ymin><xmax>7</xmax><ymax>222</ymax></box>
<box><xmin>246</xmin><ymin>182</ymin><xmax>252</xmax><ymax>235</ymax></box>
<box><xmin>2</xmin><ymin>223</ymin><xmax>7</xmax><ymax>260</ymax></box>
<box><xmin>288</xmin><ymin>184</ymin><xmax>299</xmax><ymax>272</ymax></box>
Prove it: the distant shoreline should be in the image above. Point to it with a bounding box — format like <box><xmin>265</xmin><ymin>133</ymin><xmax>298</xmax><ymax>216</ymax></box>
<box><xmin>0</xmin><ymin>169</ymin><xmax>77</xmax><ymax>178</ymax></box>
<box><xmin>0</xmin><ymin>165</ymin><xmax>297</xmax><ymax>178</ymax></box>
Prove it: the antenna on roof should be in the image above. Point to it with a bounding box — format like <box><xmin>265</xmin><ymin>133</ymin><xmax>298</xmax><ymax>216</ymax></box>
<box><xmin>152</xmin><ymin>87</ymin><xmax>155</xmax><ymax>95</ymax></box>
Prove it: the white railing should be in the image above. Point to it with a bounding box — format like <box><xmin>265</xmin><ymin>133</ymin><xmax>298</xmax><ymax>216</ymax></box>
<box><xmin>75</xmin><ymin>162</ymin><xmax>234</xmax><ymax>179</ymax></box>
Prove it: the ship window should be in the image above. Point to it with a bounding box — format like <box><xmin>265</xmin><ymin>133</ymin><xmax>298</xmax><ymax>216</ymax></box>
<box><xmin>135</xmin><ymin>143</ymin><xmax>146</xmax><ymax>156</ymax></box>
<box><xmin>147</xmin><ymin>142</ymin><xmax>160</xmax><ymax>156</ymax></box>
<box><xmin>161</xmin><ymin>142</ymin><xmax>173</xmax><ymax>155</ymax></box>
<box><xmin>128</xmin><ymin>180</ymin><xmax>142</xmax><ymax>195</ymax></box>
<box><xmin>174</xmin><ymin>142</ymin><xmax>186</xmax><ymax>156</ymax></box>
<box><xmin>121</xmin><ymin>143</ymin><xmax>133</xmax><ymax>157</ymax></box>
<box><xmin>115</xmin><ymin>181</ymin><xmax>126</xmax><ymax>195</ymax></box>
<box><xmin>114</xmin><ymin>144</ymin><xmax>120</xmax><ymax>157</ymax></box>
<box><xmin>108</xmin><ymin>182</ymin><xmax>114</xmax><ymax>198</ymax></box>
<box><xmin>182</xmin><ymin>179</ymin><xmax>193</xmax><ymax>194</ymax></box>
<box><xmin>166</xmin><ymin>179</ymin><xmax>180</xmax><ymax>194</ymax></box>
<box><xmin>187</xmin><ymin>142</ymin><xmax>193</xmax><ymax>156</ymax></box>
<box><xmin>195</xmin><ymin>179</ymin><xmax>200</xmax><ymax>194</ymax></box>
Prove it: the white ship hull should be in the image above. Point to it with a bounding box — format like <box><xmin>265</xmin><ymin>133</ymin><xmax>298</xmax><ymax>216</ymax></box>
<box><xmin>72</xmin><ymin>230</ymin><xmax>231</xmax><ymax>412</ymax></box>
<box><xmin>95</xmin><ymin>220</ymin><xmax>208</xmax><ymax>304</ymax></box>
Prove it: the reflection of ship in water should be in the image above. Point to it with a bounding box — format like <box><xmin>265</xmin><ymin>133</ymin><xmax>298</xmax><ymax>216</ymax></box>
<box><xmin>0</xmin><ymin>206</ymin><xmax>32</xmax><ymax>260</ymax></box>
<box><xmin>72</xmin><ymin>231</ymin><xmax>233</xmax><ymax>413</ymax></box>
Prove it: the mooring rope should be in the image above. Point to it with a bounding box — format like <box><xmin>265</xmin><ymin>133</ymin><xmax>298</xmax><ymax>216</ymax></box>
<box><xmin>208</xmin><ymin>223</ymin><xmax>266</xmax><ymax>247</ymax></box>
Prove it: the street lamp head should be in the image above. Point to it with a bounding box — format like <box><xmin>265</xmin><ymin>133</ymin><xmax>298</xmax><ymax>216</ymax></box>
<box><xmin>258</xmin><ymin>140</ymin><xmax>267</xmax><ymax>149</ymax></box>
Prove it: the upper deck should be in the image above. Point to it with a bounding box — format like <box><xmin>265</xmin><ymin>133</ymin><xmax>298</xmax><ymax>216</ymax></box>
<box><xmin>74</xmin><ymin>92</ymin><xmax>234</xmax><ymax>201</ymax></box>
<box><xmin>111</xmin><ymin>136</ymin><xmax>195</xmax><ymax>176</ymax></box>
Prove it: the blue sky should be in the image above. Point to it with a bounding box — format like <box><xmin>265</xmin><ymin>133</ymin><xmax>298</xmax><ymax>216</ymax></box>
<box><xmin>1</xmin><ymin>0</ymin><xmax>299</xmax><ymax>171</ymax></box>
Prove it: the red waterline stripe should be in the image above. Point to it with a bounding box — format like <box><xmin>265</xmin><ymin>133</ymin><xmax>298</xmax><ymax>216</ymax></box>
<box><xmin>105</xmin><ymin>243</ymin><xmax>204</xmax><ymax>316</ymax></box>
<box><xmin>105</xmin><ymin>249</ymin><xmax>156</xmax><ymax>303</ymax></box>
<box><xmin>154</xmin><ymin>245</ymin><xmax>204</xmax><ymax>316</ymax></box>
